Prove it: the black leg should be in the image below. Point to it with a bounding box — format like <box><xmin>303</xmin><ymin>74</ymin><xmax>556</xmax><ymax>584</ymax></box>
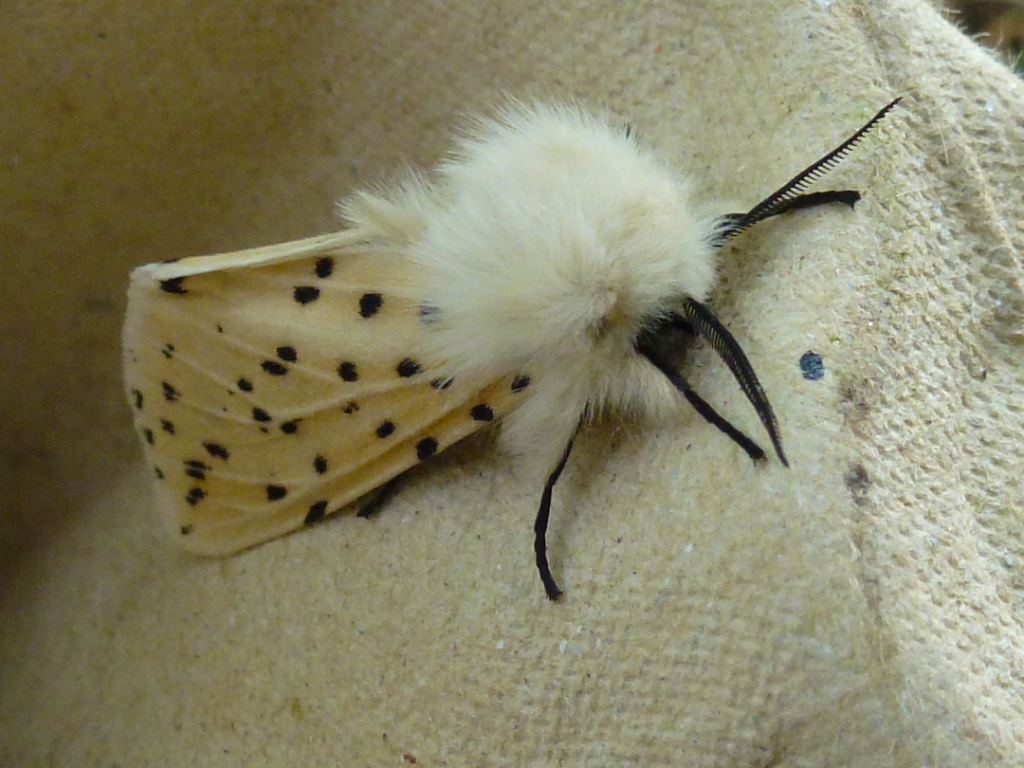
<box><xmin>675</xmin><ymin>300</ymin><xmax>787</xmax><ymax>466</ymax></box>
<box><xmin>637</xmin><ymin>342</ymin><xmax>767</xmax><ymax>463</ymax></box>
<box><xmin>357</xmin><ymin>477</ymin><xmax>401</xmax><ymax>518</ymax></box>
<box><xmin>762</xmin><ymin>189</ymin><xmax>860</xmax><ymax>215</ymax></box>
<box><xmin>534</xmin><ymin>432</ymin><xmax>577</xmax><ymax>601</ymax></box>
<box><xmin>710</xmin><ymin>190</ymin><xmax>861</xmax><ymax>247</ymax></box>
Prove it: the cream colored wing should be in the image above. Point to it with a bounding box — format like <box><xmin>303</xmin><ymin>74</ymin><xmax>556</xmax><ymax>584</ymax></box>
<box><xmin>122</xmin><ymin>234</ymin><xmax>532</xmax><ymax>555</ymax></box>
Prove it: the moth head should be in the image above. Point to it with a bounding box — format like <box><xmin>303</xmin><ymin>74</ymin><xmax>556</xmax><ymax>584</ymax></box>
<box><xmin>414</xmin><ymin>102</ymin><xmax>721</xmax><ymax>376</ymax></box>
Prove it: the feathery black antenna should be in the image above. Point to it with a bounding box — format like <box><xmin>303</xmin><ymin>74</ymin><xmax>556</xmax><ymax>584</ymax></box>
<box><xmin>712</xmin><ymin>97</ymin><xmax>901</xmax><ymax>244</ymax></box>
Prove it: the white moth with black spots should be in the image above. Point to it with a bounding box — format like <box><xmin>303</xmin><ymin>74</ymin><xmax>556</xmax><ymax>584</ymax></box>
<box><xmin>123</xmin><ymin>98</ymin><xmax>899</xmax><ymax>600</ymax></box>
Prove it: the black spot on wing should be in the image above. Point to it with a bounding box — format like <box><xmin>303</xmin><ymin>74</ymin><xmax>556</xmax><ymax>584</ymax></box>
<box><xmin>159</xmin><ymin>277</ymin><xmax>188</xmax><ymax>294</ymax></box>
<box><xmin>252</xmin><ymin>407</ymin><xmax>272</xmax><ymax>423</ymax></box>
<box><xmin>131</xmin><ymin>389</ymin><xmax>144</xmax><ymax>410</ymax></box>
<box><xmin>315</xmin><ymin>257</ymin><xmax>334</xmax><ymax>278</ymax></box>
<box><xmin>261</xmin><ymin>360</ymin><xmax>288</xmax><ymax>376</ymax></box>
<box><xmin>142</xmin><ymin>427</ymin><xmax>155</xmax><ymax>445</ymax></box>
<box><xmin>359</xmin><ymin>293</ymin><xmax>383</xmax><ymax>318</ymax></box>
<box><xmin>203</xmin><ymin>442</ymin><xmax>230</xmax><ymax>460</ymax></box>
<box><xmin>161</xmin><ymin>343</ymin><xmax>175</xmax><ymax>359</ymax></box>
<box><xmin>180</xmin><ymin>524</ymin><xmax>194</xmax><ymax>535</ymax></box>
<box><xmin>431</xmin><ymin>377</ymin><xmax>453</xmax><ymax>390</ymax></box>
<box><xmin>160</xmin><ymin>419</ymin><xmax>176</xmax><ymax>435</ymax></box>
<box><xmin>293</xmin><ymin>286</ymin><xmax>320</xmax><ymax>304</ymax></box>
<box><xmin>237</xmin><ymin>378</ymin><xmax>253</xmax><ymax>392</ymax></box>
<box><xmin>416</xmin><ymin>437</ymin><xmax>438</xmax><ymax>461</ymax></box>
<box><xmin>338</xmin><ymin>361</ymin><xmax>358</xmax><ymax>382</ymax></box>
<box><xmin>470</xmin><ymin>404</ymin><xmax>494</xmax><ymax>422</ymax></box>
<box><xmin>342</xmin><ymin>401</ymin><xmax>359</xmax><ymax>414</ymax></box>
<box><xmin>511</xmin><ymin>375</ymin><xmax>531</xmax><ymax>393</ymax></box>
<box><xmin>419</xmin><ymin>304</ymin><xmax>441</xmax><ymax>323</ymax></box>
<box><xmin>184</xmin><ymin>459</ymin><xmax>209</xmax><ymax>480</ymax></box>
<box><xmin>276</xmin><ymin>345</ymin><xmax>297</xmax><ymax>363</ymax></box>
<box><xmin>162</xmin><ymin>382</ymin><xmax>180</xmax><ymax>402</ymax></box>
<box><xmin>396</xmin><ymin>358</ymin><xmax>421</xmax><ymax>378</ymax></box>
<box><xmin>154</xmin><ymin>466</ymin><xmax>165</xmax><ymax>480</ymax></box>
<box><xmin>185</xmin><ymin>487</ymin><xmax>206</xmax><ymax>506</ymax></box>
<box><xmin>305</xmin><ymin>500</ymin><xmax>328</xmax><ymax>524</ymax></box>
<box><xmin>314</xmin><ymin>455</ymin><xmax>327</xmax><ymax>474</ymax></box>
<box><xmin>266</xmin><ymin>484</ymin><xmax>287</xmax><ymax>501</ymax></box>
<box><xmin>376</xmin><ymin>420</ymin><xmax>396</xmax><ymax>439</ymax></box>
<box><xmin>280</xmin><ymin>420</ymin><xmax>300</xmax><ymax>435</ymax></box>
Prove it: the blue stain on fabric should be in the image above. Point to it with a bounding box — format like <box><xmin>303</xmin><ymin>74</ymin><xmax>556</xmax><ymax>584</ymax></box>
<box><xmin>799</xmin><ymin>351</ymin><xmax>825</xmax><ymax>380</ymax></box>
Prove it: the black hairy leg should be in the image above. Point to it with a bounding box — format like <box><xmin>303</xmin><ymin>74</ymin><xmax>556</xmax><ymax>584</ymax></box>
<box><xmin>636</xmin><ymin>340</ymin><xmax>768</xmax><ymax>463</ymax></box>
<box><xmin>674</xmin><ymin>299</ymin><xmax>787</xmax><ymax>466</ymax></box>
<box><xmin>534</xmin><ymin>431</ymin><xmax>578</xmax><ymax>601</ymax></box>
<box><xmin>356</xmin><ymin>477</ymin><xmax>401</xmax><ymax>518</ymax></box>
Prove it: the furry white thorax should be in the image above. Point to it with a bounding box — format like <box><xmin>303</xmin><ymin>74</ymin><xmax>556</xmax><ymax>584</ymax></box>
<box><xmin>343</xmin><ymin>103</ymin><xmax>719</xmax><ymax>474</ymax></box>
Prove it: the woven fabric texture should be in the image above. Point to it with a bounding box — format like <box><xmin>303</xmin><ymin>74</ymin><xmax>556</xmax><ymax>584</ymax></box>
<box><xmin>2</xmin><ymin>1</ymin><xmax>1021</xmax><ymax>765</ymax></box>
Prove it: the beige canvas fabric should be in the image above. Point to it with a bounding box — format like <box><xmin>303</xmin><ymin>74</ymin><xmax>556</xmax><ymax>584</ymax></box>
<box><xmin>2</xmin><ymin>1</ymin><xmax>1022</xmax><ymax>765</ymax></box>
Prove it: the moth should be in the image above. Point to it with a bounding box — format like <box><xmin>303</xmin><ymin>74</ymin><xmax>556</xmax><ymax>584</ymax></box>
<box><xmin>123</xmin><ymin>97</ymin><xmax>899</xmax><ymax>600</ymax></box>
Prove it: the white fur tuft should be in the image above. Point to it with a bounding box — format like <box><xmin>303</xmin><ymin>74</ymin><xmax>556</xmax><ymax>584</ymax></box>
<box><xmin>344</xmin><ymin>103</ymin><xmax>719</xmax><ymax>476</ymax></box>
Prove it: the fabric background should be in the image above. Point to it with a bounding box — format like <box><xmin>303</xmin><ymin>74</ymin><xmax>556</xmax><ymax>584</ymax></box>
<box><xmin>2</xmin><ymin>1</ymin><xmax>1022</xmax><ymax>765</ymax></box>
